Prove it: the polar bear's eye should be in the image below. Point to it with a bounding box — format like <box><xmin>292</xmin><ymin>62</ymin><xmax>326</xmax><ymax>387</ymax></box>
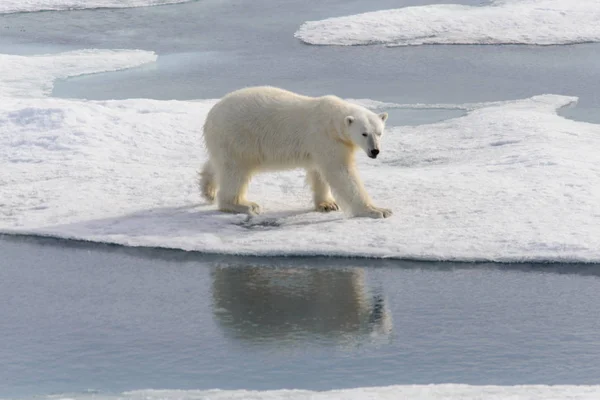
<box><xmin>362</xmin><ymin>133</ymin><xmax>368</xmax><ymax>137</ymax></box>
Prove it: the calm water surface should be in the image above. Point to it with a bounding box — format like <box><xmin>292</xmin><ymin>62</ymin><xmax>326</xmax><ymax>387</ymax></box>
<box><xmin>2</xmin><ymin>236</ymin><xmax>600</xmax><ymax>398</ymax></box>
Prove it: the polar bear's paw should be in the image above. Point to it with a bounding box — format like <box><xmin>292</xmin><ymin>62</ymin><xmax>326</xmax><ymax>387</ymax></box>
<box><xmin>219</xmin><ymin>201</ymin><xmax>261</xmax><ymax>216</ymax></box>
<box><xmin>356</xmin><ymin>206</ymin><xmax>393</xmax><ymax>219</ymax></box>
<box><xmin>247</xmin><ymin>201</ymin><xmax>262</xmax><ymax>215</ymax></box>
<box><xmin>373</xmin><ymin>207</ymin><xmax>393</xmax><ymax>218</ymax></box>
<box><xmin>316</xmin><ymin>201</ymin><xmax>339</xmax><ymax>213</ymax></box>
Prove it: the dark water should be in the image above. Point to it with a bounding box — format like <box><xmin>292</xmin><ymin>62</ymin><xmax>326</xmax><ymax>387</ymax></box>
<box><xmin>2</xmin><ymin>236</ymin><xmax>600</xmax><ymax>398</ymax></box>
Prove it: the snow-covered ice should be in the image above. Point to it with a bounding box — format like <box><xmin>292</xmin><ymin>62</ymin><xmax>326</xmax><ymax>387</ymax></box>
<box><xmin>12</xmin><ymin>385</ymin><xmax>600</xmax><ymax>400</ymax></box>
<box><xmin>0</xmin><ymin>0</ymin><xmax>193</xmax><ymax>14</ymax></box>
<box><xmin>0</xmin><ymin>50</ymin><xmax>157</xmax><ymax>98</ymax></box>
<box><xmin>295</xmin><ymin>0</ymin><xmax>600</xmax><ymax>47</ymax></box>
<box><xmin>1</xmin><ymin>49</ymin><xmax>600</xmax><ymax>262</ymax></box>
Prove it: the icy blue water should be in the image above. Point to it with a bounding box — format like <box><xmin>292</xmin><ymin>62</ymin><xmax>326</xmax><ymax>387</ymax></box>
<box><xmin>2</xmin><ymin>236</ymin><xmax>600</xmax><ymax>398</ymax></box>
<box><xmin>2</xmin><ymin>0</ymin><xmax>600</xmax><ymax>398</ymax></box>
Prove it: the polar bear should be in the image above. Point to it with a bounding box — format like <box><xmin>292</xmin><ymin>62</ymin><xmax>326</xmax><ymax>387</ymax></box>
<box><xmin>199</xmin><ymin>86</ymin><xmax>392</xmax><ymax>219</ymax></box>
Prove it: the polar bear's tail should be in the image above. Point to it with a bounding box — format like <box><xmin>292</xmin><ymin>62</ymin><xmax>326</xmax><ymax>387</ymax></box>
<box><xmin>199</xmin><ymin>160</ymin><xmax>217</xmax><ymax>203</ymax></box>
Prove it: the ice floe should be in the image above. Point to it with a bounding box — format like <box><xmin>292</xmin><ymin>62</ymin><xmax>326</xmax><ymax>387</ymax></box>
<box><xmin>1</xmin><ymin>49</ymin><xmax>599</xmax><ymax>262</ymax></box>
<box><xmin>295</xmin><ymin>0</ymin><xmax>600</xmax><ymax>47</ymax></box>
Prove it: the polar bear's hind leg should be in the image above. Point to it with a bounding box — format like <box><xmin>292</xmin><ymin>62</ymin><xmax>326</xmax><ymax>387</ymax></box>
<box><xmin>216</xmin><ymin>162</ymin><xmax>261</xmax><ymax>215</ymax></box>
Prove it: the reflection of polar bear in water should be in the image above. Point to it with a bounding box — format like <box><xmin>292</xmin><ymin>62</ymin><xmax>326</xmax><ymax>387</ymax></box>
<box><xmin>212</xmin><ymin>265</ymin><xmax>392</xmax><ymax>342</ymax></box>
<box><xmin>199</xmin><ymin>86</ymin><xmax>392</xmax><ymax>218</ymax></box>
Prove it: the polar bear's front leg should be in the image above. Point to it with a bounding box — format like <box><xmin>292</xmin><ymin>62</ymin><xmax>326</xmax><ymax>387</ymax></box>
<box><xmin>317</xmin><ymin>159</ymin><xmax>392</xmax><ymax>219</ymax></box>
<box><xmin>306</xmin><ymin>169</ymin><xmax>339</xmax><ymax>212</ymax></box>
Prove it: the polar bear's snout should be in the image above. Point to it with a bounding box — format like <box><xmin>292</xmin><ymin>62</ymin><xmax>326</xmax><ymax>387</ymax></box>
<box><xmin>366</xmin><ymin>135</ymin><xmax>380</xmax><ymax>159</ymax></box>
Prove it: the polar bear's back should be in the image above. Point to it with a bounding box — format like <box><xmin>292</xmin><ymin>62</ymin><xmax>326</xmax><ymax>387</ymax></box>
<box><xmin>205</xmin><ymin>86</ymin><xmax>314</xmax><ymax>134</ymax></box>
<box><xmin>203</xmin><ymin>86</ymin><xmax>340</xmax><ymax>168</ymax></box>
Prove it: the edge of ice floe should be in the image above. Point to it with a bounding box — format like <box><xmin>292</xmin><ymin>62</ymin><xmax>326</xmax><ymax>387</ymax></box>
<box><xmin>5</xmin><ymin>384</ymin><xmax>600</xmax><ymax>400</ymax></box>
<box><xmin>2</xmin><ymin>228</ymin><xmax>597</xmax><ymax>264</ymax></box>
<box><xmin>350</xmin><ymin>94</ymin><xmax>580</xmax><ymax>115</ymax></box>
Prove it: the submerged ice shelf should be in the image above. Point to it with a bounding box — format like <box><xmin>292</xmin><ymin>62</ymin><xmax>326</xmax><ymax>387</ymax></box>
<box><xmin>0</xmin><ymin>0</ymin><xmax>194</xmax><ymax>14</ymax></box>
<box><xmin>295</xmin><ymin>0</ymin><xmax>600</xmax><ymax>47</ymax></box>
<box><xmin>1</xmin><ymin>49</ymin><xmax>599</xmax><ymax>262</ymax></box>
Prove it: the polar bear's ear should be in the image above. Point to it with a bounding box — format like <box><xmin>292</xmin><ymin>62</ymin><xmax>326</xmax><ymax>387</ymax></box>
<box><xmin>379</xmin><ymin>112</ymin><xmax>388</xmax><ymax>122</ymax></box>
<box><xmin>345</xmin><ymin>116</ymin><xmax>354</xmax><ymax>126</ymax></box>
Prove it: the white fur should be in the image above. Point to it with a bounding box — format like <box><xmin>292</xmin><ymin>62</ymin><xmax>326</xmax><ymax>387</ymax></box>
<box><xmin>200</xmin><ymin>86</ymin><xmax>392</xmax><ymax>218</ymax></box>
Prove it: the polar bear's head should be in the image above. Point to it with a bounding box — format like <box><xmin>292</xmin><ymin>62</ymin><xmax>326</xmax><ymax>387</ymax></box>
<box><xmin>344</xmin><ymin>110</ymin><xmax>388</xmax><ymax>159</ymax></box>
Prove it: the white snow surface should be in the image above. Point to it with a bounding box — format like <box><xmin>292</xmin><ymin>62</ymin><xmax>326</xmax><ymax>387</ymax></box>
<box><xmin>17</xmin><ymin>385</ymin><xmax>600</xmax><ymax>400</ymax></box>
<box><xmin>0</xmin><ymin>0</ymin><xmax>193</xmax><ymax>14</ymax></box>
<box><xmin>1</xmin><ymin>50</ymin><xmax>600</xmax><ymax>262</ymax></box>
<box><xmin>295</xmin><ymin>0</ymin><xmax>600</xmax><ymax>46</ymax></box>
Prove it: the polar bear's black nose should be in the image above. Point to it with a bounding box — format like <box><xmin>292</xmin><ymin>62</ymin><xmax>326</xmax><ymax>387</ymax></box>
<box><xmin>370</xmin><ymin>149</ymin><xmax>379</xmax><ymax>158</ymax></box>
